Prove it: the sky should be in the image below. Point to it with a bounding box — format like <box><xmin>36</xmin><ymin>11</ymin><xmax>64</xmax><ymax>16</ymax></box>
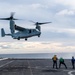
<box><xmin>0</xmin><ymin>0</ymin><xmax>75</xmax><ymax>54</ymax></box>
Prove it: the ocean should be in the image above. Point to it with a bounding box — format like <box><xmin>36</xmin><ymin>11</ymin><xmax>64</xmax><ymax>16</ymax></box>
<box><xmin>0</xmin><ymin>53</ymin><xmax>75</xmax><ymax>59</ymax></box>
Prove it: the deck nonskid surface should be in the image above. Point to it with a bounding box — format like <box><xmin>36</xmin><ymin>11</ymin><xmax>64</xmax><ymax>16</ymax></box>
<box><xmin>0</xmin><ymin>59</ymin><xmax>74</xmax><ymax>75</ymax></box>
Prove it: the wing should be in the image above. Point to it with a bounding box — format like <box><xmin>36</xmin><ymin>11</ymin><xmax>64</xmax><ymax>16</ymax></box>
<box><xmin>15</xmin><ymin>25</ymin><xmax>25</xmax><ymax>31</ymax></box>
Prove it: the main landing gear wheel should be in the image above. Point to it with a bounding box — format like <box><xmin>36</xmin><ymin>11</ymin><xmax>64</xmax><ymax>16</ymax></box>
<box><xmin>25</xmin><ymin>38</ymin><xmax>27</xmax><ymax>41</ymax></box>
<box><xmin>38</xmin><ymin>35</ymin><xmax>40</xmax><ymax>37</ymax></box>
<box><xmin>18</xmin><ymin>37</ymin><xmax>20</xmax><ymax>40</ymax></box>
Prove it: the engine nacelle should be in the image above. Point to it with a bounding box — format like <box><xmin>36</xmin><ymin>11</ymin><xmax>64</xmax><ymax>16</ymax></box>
<box><xmin>36</xmin><ymin>26</ymin><xmax>41</xmax><ymax>31</ymax></box>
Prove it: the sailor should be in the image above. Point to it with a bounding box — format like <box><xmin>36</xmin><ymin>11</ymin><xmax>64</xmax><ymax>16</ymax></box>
<box><xmin>59</xmin><ymin>57</ymin><xmax>67</xmax><ymax>69</ymax></box>
<box><xmin>52</xmin><ymin>55</ymin><xmax>58</xmax><ymax>69</ymax></box>
<box><xmin>71</xmin><ymin>56</ymin><xmax>75</xmax><ymax>69</ymax></box>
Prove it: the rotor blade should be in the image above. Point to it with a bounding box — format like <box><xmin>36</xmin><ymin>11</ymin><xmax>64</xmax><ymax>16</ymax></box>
<box><xmin>29</xmin><ymin>20</ymin><xmax>35</xmax><ymax>23</ymax></box>
<box><xmin>0</xmin><ymin>18</ymin><xmax>19</xmax><ymax>20</ymax></box>
<box><xmin>0</xmin><ymin>18</ymin><xmax>10</xmax><ymax>20</ymax></box>
<box><xmin>35</xmin><ymin>22</ymin><xmax>52</xmax><ymax>25</ymax></box>
<box><xmin>13</xmin><ymin>18</ymin><xmax>19</xmax><ymax>20</ymax></box>
<box><xmin>11</xmin><ymin>12</ymin><xmax>15</xmax><ymax>17</ymax></box>
<box><xmin>0</xmin><ymin>12</ymin><xmax>19</xmax><ymax>20</ymax></box>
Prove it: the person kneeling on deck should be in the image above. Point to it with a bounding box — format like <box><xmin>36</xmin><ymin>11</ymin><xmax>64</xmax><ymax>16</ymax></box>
<box><xmin>59</xmin><ymin>57</ymin><xmax>67</xmax><ymax>69</ymax></box>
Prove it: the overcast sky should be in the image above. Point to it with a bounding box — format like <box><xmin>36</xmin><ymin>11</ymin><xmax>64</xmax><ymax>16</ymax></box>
<box><xmin>0</xmin><ymin>0</ymin><xmax>75</xmax><ymax>54</ymax></box>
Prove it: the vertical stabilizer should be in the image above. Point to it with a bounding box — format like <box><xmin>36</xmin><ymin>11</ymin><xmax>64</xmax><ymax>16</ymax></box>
<box><xmin>1</xmin><ymin>28</ymin><xmax>5</xmax><ymax>37</ymax></box>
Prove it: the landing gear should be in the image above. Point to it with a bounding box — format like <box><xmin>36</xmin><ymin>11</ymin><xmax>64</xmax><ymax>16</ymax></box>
<box><xmin>18</xmin><ymin>37</ymin><xmax>20</xmax><ymax>40</ymax></box>
<box><xmin>25</xmin><ymin>38</ymin><xmax>27</xmax><ymax>41</ymax></box>
<box><xmin>38</xmin><ymin>35</ymin><xmax>40</xmax><ymax>37</ymax></box>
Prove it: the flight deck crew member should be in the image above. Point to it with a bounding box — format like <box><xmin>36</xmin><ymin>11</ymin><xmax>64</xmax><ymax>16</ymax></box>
<box><xmin>59</xmin><ymin>57</ymin><xmax>67</xmax><ymax>69</ymax></box>
<box><xmin>52</xmin><ymin>55</ymin><xmax>58</xmax><ymax>69</ymax></box>
<box><xmin>71</xmin><ymin>56</ymin><xmax>75</xmax><ymax>69</ymax></box>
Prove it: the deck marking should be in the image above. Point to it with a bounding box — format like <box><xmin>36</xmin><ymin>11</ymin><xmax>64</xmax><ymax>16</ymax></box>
<box><xmin>0</xmin><ymin>58</ymin><xmax>8</xmax><ymax>61</ymax></box>
<box><xmin>27</xmin><ymin>60</ymin><xmax>33</xmax><ymax>75</ymax></box>
<box><xmin>0</xmin><ymin>60</ymin><xmax>14</xmax><ymax>68</ymax></box>
<box><xmin>68</xmin><ymin>71</ymin><xmax>75</xmax><ymax>75</ymax></box>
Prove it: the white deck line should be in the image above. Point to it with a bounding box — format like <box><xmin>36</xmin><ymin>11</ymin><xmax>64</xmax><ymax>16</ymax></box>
<box><xmin>27</xmin><ymin>60</ymin><xmax>33</xmax><ymax>75</ymax></box>
<box><xmin>0</xmin><ymin>58</ymin><xmax>8</xmax><ymax>61</ymax></box>
<box><xmin>68</xmin><ymin>71</ymin><xmax>75</xmax><ymax>75</ymax></box>
<box><xmin>0</xmin><ymin>60</ymin><xmax>14</xmax><ymax>68</ymax></box>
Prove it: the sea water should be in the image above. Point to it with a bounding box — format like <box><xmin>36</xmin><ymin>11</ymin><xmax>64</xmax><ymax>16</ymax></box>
<box><xmin>0</xmin><ymin>53</ymin><xmax>74</xmax><ymax>59</ymax></box>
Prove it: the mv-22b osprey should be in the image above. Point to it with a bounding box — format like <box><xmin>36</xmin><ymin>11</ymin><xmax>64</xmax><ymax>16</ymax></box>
<box><xmin>1</xmin><ymin>13</ymin><xmax>51</xmax><ymax>41</ymax></box>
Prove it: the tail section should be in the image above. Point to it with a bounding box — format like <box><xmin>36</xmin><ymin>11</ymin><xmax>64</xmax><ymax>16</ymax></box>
<box><xmin>1</xmin><ymin>28</ymin><xmax>11</xmax><ymax>37</ymax></box>
<box><xmin>1</xmin><ymin>28</ymin><xmax>5</xmax><ymax>37</ymax></box>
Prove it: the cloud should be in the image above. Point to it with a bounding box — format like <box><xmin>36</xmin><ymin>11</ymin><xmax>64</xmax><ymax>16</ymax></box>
<box><xmin>0</xmin><ymin>0</ymin><xmax>75</xmax><ymax>46</ymax></box>
<box><xmin>54</xmin><ymin>0</ymin><xmax>75</xmax><ymax>7</ymax></box>
<box><xmin>0</xmin><ymin>42</ymin><xmax>75</xmax><ymax>54</ymax></box>
<box><xmin>56</xmin><ymin>9</ymin><xmax>75</xmax><ymax>16</ymax></box>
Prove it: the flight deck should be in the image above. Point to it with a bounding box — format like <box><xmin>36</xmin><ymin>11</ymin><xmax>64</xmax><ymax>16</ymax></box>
<box><xmin>0</xmin><ymin>58</ymin><xmax>75</xmax><ymax>75</ymax></box>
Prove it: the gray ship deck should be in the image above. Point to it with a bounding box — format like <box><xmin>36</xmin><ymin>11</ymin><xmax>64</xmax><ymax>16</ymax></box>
<box><xmin>0</xmin><ymin>59</ymin><xmax>75</xmax><ymax>75</ymax></box>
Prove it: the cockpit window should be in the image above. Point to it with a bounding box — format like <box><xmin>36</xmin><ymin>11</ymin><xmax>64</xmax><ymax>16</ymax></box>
<box><xmin>29</xmin><ymin>30</ymin><xmax>31</xmax><ymax>33</ymax></box>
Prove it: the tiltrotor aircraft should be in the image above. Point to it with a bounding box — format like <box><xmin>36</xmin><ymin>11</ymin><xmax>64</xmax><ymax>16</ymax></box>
<box><xmin>1</xmin><ymin>13</ymin><xmax>51</xmax><ymax>41</ymax></box>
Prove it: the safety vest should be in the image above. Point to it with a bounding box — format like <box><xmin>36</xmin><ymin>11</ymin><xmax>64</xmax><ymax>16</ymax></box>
<box><xmin>53</xmin><ymin>56</ymin><xmax>57</xmax><ymax>61</ymax></box>
<box><xmin>59</xmin><ymin>58</ymin><xmax>64</xmax><ymax>62</ymax></box>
